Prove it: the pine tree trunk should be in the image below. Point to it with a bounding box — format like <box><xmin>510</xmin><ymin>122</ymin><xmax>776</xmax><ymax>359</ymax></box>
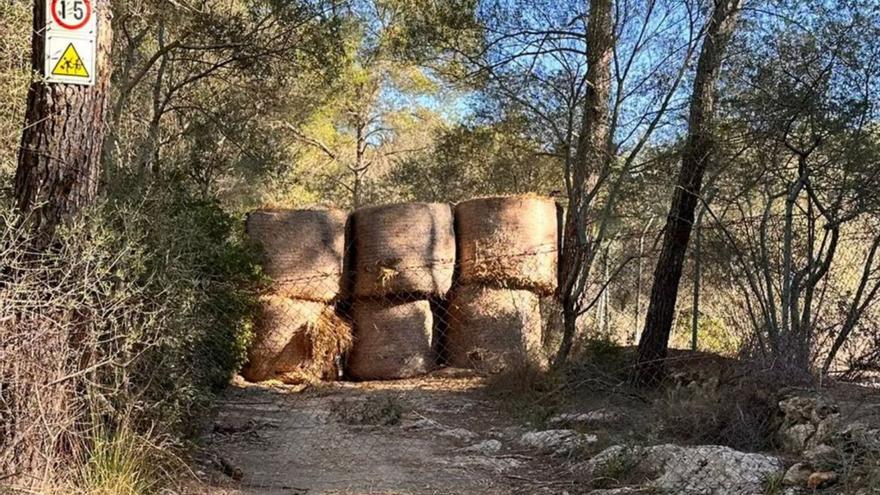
<box><xmin>555</xmin><ymin>0</ymin><xmax>614</xmax><ymax>366</ymax></box>
<box><xmin>634</xmin><ymin>0</ymin><xmax>740</xmax><ymax>385</ymax></box>
<box><xmin>15</xmin><ymin>0</ymin><xmax>113</xmax><ymax>240</ymax></box>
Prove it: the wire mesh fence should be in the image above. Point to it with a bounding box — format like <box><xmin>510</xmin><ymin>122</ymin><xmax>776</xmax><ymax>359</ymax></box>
<box><xmin>229</xmin><ymin>198</ymin><xmax>880</xmax><ymax>495</ymax></box>
<box><xmin>243</xmin><ymin>199</ymin><xmax>563</xmax><ymax>385</ymax></box>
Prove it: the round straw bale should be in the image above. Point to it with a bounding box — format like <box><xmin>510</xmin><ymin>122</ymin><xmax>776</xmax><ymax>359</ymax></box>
<box><xmin>446</xmin><ymin>285</ymin><xmax>546</xmax><ymax>373</ymax></box>
<box><xmin>246</xmin><ymin>208</ymin><xmax>347</xmax><ymax>302</ymax></box>
<box><xmin>348</xmin><ymin>299</ymin><xmax>435</xmax><ymax>380</ymax></box>
<box><xmin>242</xmin><ymin>296</ymin><xmax>352</xmax><ymax>384</ymax></box>
<box><xmin>351</xmin><ymin>202</ymin><xmax>455</xmax><ymax>298</ymax></box>
<box><xmin>455</xmin><ymin>195</ymin><xmax>559</xmax><ymax>295</ymax></box>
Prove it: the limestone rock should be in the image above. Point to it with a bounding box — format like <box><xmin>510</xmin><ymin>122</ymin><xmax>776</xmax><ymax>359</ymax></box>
<box><xmin>549</xmin><ymin>408</ymin><xmax>623</xmax><ymax>427</ymax></box>
<box><xmin>803</xmin><ymin>444</ymin><xmax>837</xmax><ymax>470</ymax></box>
<box><xmin>461</xmin><ymin>439</ymin><xmax>503</xmax><ymax>455</ymax></box>
<box><xmin>519</xmin><ymin>429</ymin><xmax>598</xmax><ymax>455</ymax></box>
<box><xmin>438</xmin><ymin>427</ymin><xmax>479</xmax><ymax>441</ymax></box>
<box><xmin>776</xmin><ymin>395</ymin><xmax>842</xmax><ymax>453</ymax></box>
<box><xmin>583</xmin><ymin>444</ymin><xmax>784</xmax><ymax>495</ymax></box>
<box><xmin>781</xmin><ymin>423</ymin><xmax>816</xmax><ymax>452</ymax></box>
<box><xmin>779</xmin><ymin>397</ymin><xmax>818</xmax><ymax>423</ymax></box>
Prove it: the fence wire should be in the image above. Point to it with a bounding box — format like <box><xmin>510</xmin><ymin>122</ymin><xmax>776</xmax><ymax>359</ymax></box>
<box><xmin>228</xmin><ymin>202</ymin><xmax>880</xmax><ymax>495</ymax></box>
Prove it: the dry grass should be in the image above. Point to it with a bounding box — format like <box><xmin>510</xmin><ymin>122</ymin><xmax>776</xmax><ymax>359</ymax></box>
<box><xmin>75</xmin><ymin>422</ymin><xmax>176</xmax><ymax>495</ymax></box>
<box><xmin>485</xmin><ymin>361</ymin><xmax>566</xmax><ymax>425</ymax></box>
<box><xmin>1</xmin><ymin>194</ymin><xmax>258</xmax><ymax>491</ymax></box>
<box><xmin>285</xmin><ymin>305</ymin><xmax>353</xmax><ymax>383</ymax></box>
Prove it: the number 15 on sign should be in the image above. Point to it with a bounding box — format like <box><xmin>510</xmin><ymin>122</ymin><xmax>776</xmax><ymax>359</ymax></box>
<box><xmin>45</xmin><ymin>0</ymin><xmax>97</xmax><ymax>86</ymax></box>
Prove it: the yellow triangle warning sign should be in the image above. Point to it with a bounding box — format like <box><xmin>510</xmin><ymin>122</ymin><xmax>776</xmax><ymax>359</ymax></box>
<box><xmin>51</xmin><ymin>43</ymin><xmax>89</xmax><ymax>78</ymax></box>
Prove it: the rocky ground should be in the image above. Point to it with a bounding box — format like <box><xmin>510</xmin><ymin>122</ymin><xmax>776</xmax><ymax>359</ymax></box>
<box><xmin>188</xmin><ymin>366</ymin><xmax>880</xmax><ymax>495</ymax></box>
<box><xmin>192</xmin><ymin>369</ymin><xmax>576</xmax><ymax>494</ymax></box>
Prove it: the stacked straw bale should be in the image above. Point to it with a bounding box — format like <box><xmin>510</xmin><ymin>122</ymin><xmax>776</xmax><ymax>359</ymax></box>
<box><xmin>350</xmin><ymin>202</ymin><xmax>455</xmax><ymax>298</ymax></box>
<box><xmin>246</xmin><ymin>208</ymin><xmax>347</xmax><ymax>301</ymax></box>
<box><xmin>446</xmin><ymin>286</ymin><xmax>545</xmax><ymax>372</ymax></box>
<box><xmin>448</xmin><ymin>195</ymin><xmax>559</xmax><ymax>372</ymax></box>
<box><xmin>241</xmin><ymin>296</ymin><xmax>352</xmax><ymax>383</ymax></box>
<box><xmin>456</xmin><ymin>195</ymin><xmax>558</xmax><ymax>295</ymax></box>
<box><xmin>347</xmin><ymin>299</ymin><xmax>434</xmax><ymax>380</ymax></box>
<box><xmin>348</xmin><ymin>202</ymin><xmax>454</xmax><ymax>380</ymax></box>
<box><xmin>243</xmin><ymin>208</ymin><xmax>352</xmax><ymax>384</ymax></box>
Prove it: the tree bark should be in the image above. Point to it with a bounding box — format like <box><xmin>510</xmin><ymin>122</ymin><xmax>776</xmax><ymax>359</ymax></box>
<box><xmin>555</xmin><ymin>0</ymin><xmax>614</xmax><ymax>366</ymax></box>
<box><xmin>15</xmin><ymin>0</ymin><xmax>113</xmax><ymax>241</ymax></box>
<box><xmin>634</xmin><ymin>0</ymin><xmax>740</xmax><ymax>385</ymax></box>
<box><xmin>691</xmin><ymin>206</ymin><xmax>704</xmax><ymax>351</ymax></box>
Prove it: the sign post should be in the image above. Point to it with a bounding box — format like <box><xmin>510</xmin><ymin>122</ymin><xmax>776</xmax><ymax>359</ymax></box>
<box><xmin>45</xmin><ymin>0</ymin><xmax>97</xmax><ymax>85</ymax></box>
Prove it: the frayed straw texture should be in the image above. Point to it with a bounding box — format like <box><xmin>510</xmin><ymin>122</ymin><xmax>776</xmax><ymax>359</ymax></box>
<box><xmin>455</xmin><ymin>196</ymin><xmax>558</xmax><ymax>295</ymax></box>
<box><xmin>242</xmin><ymin>295</ymin><xmax>352</xmax><ymax>384</ymax></box>
<box><xmin>446</xmin><ymin>285</ymin><xmax>546</xmax><ymax>373</ymax></box>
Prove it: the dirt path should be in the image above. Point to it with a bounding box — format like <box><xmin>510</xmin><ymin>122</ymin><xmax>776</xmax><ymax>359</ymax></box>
<box><xmin>196</xmin><ymin>370</ymin><xmax>571</xmax><ymax>495</ymax></box>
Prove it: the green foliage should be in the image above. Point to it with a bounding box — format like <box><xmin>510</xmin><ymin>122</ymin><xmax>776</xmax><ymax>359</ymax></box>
<box><xmin>390</xmin><ymin>116</ymin><xmax>562</xmax><ymax>202</ymax></box>
<box><xmin>762</xmin><ymin>472</ymin><xmax>786</xmax><ymax>495</ymax></box>
<box><xmin>588</xmin><ymin>446</ymin><xmax>652</xmax><ymax>490</ymax></box>
<box><xmin>100</xmin><ymin>181</ymin><xmax>261</xmax><ymax>433</ymax></box>
<box><xmin>0</xmin><ymin>0</ymin><xmax>31</xmax><ymax>180</ymax></box>
<box><xmin>671</xmin><ymin>312</ymin><xmax>740</xmax><ymax>356</ymax></box>
<box><xmin>76</xmin><ymin>419</ymin><xmax>168</xmax><ymax>495</ymax></box>
<box><xmin>0</xmin><ymin>182</ymin><xmax>259</xmax><ymax>487</ymax></box>
<box><xmin>576</xmin><ymin>338</ymin><xmax>632</xmax><ymax>376</ymax></box>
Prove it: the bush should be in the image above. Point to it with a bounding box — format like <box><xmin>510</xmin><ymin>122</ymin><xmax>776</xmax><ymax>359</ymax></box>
<box><xmin>485</xmin><ymin>362</ymin><xmax>565</xmax><ymax>425</ymax></box>
<box><xmin>0</xmin><ymin>184</ymin><xmax>259</xmax><ymax>490</ymax></box>
<box><xmin>654</xmin><ymin>373</ymin><xmax>781</xmax><ymax>451</ymax></box>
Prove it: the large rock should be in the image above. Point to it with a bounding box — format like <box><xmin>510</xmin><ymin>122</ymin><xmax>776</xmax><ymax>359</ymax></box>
<box><xmin>582</xmin><ymin>444</ymin><xmax>784</xmax><ymax>495</ymax></box>
<box><xmin>776</xmin><ymin>396</ymin><xmax>841</xmax><ymax>454</ymax></box>
<box><xmin>781</xmin><ymin>424</ymin><xmax>816</xmax><ymax>452</ymax></box>
<box><xmin>519</xmin><ymin>429</ymin><xmax>597</xmax><ymax>456</ymax></box>
<box><xmin>802</xmin><ymin>444</ymin><xmax>838</xmax><ymax>470</ymax></box>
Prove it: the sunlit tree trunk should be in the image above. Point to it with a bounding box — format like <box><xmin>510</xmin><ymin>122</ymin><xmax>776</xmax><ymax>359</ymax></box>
<box><xmin>555</xmin><ymin>0</ymin><xmax>614</xmax><ymax>366</ymax></box>
<box><xmin>15</xmin><ymin>0</ymin><xmax>113</xmax><ymax>241</ymax></box>
<box><xmin>635</xmin><ymin>0</ymin><xmax>740</xmax><ymax>384</ymax></box>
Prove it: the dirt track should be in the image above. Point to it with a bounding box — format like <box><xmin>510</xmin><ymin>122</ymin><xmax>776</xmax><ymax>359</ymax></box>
<box><xmin>197</xmin><ymin>370</ymin><xmax>571</xmax><ymax>495</ymax></box>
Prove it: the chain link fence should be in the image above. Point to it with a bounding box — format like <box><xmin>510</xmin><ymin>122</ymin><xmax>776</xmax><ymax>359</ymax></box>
<box><xmin>242</xmin><ymin>198</ymin><xmax>563</xmax><ymax>386</ymax></box>
<box><xmin>226</xmin><ymin>198</ymin><xmax>880</xmax><ymax>494</ymax></box>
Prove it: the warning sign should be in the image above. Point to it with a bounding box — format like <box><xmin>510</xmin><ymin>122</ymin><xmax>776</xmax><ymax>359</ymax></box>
<box><xmin>51</xmin><ymin>44</ymin><xmax>89</xmax><ymax>77</ymax></box>
<box><xmin>45</xmin><ymin>36</ymin><xmax>95</xmax><ymax>85</ymax></box>
<box><xmin>44</xmin><ymin>0</ymin><xmax>97</xmax><ymax>86</ymax></box>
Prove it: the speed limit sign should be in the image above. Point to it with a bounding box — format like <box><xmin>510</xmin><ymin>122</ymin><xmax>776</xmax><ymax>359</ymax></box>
<box><xmin>45</xmin><ymin>0</ymin><xmax>97</xmax><ymax>86</ymax></box>
<box><xmin>51</xmin><ymin>0</ymin><xmax>92</xmax><ymax>30</ymax></box>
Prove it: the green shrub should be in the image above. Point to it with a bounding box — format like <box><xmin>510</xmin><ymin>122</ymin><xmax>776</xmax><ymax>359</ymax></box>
<box><xmin>108</xmin><ymin>185</ymin><xmax>261</xmax><ymax>435</ymax></box>
<box><xmin>0</xmin><ymin>183</ymin><xmax>260</xmax><ymax>490</ymax></box>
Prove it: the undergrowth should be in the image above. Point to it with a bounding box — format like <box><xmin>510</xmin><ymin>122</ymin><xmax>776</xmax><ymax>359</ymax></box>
<box><xmin>485</xmin><ymin>361</ymin><xmax>565</xmax><ymax>426</ymax></box>
<box><xmin>0</xmin><ymin>182</ymin><xmax>260</xmax><ymax>492</ymax></box>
